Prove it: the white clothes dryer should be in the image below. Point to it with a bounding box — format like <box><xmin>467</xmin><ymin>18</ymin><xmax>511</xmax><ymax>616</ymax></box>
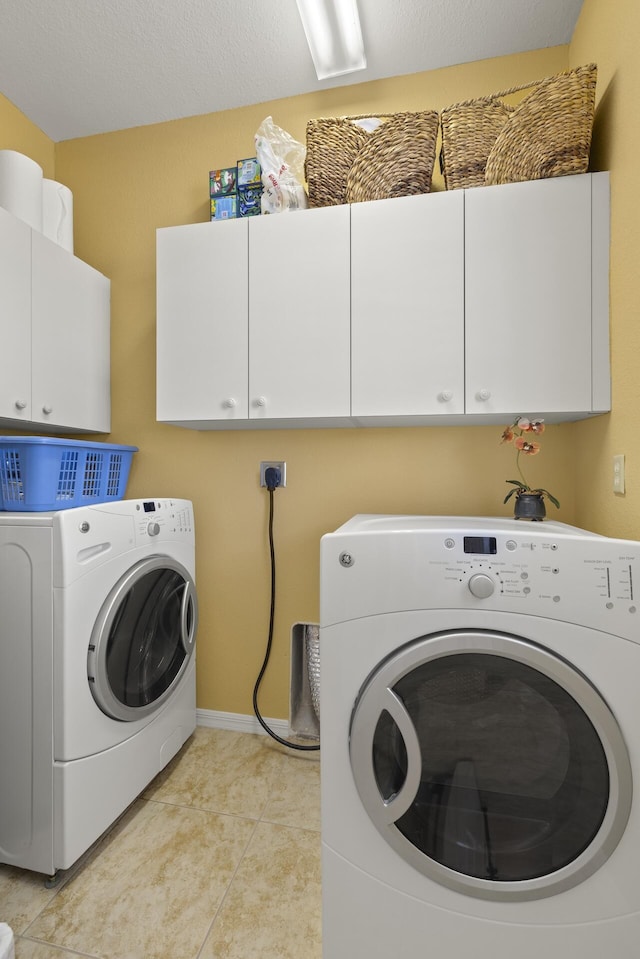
<box><xmin>320</xmin><ymin>515</ymin><xmax>640</xmax><ymax>959</ymax></box>
<box><xmin>0</xmin><ymin>498</ymin><xmax>197</xmax><ymax>879</ymax></box>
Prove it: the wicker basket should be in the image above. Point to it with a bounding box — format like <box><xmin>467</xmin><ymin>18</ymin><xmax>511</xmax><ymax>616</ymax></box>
<box><xmin>440</xmin><ymin>97</ymin><xmax>515</xmax><ymax>190</ymax></box>
<box><xmin>485</xmin><ymin>63</ymin><xmax>597</xmax><ymax>185</ymax></box>
<box><xmin>440</xmin><ymin>63</ymin><xmax>597</xmax><ymax>190</ymax></box>
<box><xmin>305</xmin><ymin>111</ymin><xmax>439</xmax><ymax>207</ymax></box>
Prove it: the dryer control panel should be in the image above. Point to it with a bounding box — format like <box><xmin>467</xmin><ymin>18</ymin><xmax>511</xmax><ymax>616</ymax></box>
<box><xmin>439</xmin><ymin>529</ymin><xmax>636</xmax><ymax>608</ymax></box>
<box><xmin>320</xmin><ymin>514</ymin><xmax>640</xmax><ymax>640</ymax></box>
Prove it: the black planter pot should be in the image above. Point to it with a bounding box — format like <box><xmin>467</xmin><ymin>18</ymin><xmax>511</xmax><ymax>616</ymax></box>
<box><xmin>514</xmin><ymin>492</ymin><xmax>546</xmax><ymax>521</ymax></box>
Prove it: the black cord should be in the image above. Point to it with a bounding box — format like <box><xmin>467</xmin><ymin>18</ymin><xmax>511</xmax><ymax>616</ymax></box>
<box><xmin>252</xmin><ymin>487</ymin><xmax>320</xmax><ymax>752</ymax></box>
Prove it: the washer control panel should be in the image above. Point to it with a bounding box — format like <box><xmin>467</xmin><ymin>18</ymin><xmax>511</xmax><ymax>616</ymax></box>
<box><xmin>133</xmin><ymin>499</ymin><xmax>194</xmax><ymax>541</ymax></box>
<box><xmin>54</xmin><ymin>498</ymin><xmax>195</xmax><ymax>588</ymax></box>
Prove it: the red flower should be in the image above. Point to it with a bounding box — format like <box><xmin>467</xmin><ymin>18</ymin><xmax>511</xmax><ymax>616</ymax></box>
<box><xmin>515</xmin><ymin>437</ymin><xmax>540</xmax><ymax>455</ymax></box>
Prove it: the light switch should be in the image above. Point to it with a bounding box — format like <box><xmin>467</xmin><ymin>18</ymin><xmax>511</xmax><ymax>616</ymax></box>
<box><xmin>613</xmin><ymin>454</ymin><xmax>625</xmax><ymax>494</ymax></box>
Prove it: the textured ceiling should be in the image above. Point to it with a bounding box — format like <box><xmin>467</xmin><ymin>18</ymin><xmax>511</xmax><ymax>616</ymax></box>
<box><xmin>0</xmin><ymin>0</ymin><xmax>585</xmax><ymax>142</ymax></box>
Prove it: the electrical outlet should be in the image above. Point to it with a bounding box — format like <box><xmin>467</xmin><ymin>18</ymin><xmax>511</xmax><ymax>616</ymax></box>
<box><xmin>260</xmin><ymin>461</ymin><xmax>286</xmax><ymax>488</ymax></box>
<box><xmin>613</xmin><ymin>454</ymin><xmax>625</xmax><ymax>494</ymax></box>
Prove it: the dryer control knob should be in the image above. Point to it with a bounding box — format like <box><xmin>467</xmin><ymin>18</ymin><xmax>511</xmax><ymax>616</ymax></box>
<box><xmin>468</xmin><ymin>573</ymin><xmax>495</xmax><ymax>599</ymax></box>
<box><xmin>147</xmin><ymin>522</ymin><xmax>161</xmax><ymax>536</ymax></box>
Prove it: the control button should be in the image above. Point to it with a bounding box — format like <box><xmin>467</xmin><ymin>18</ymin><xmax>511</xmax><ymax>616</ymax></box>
<box><xmin>553</xmin><ymin>595</ymin><xmax>561</xmax><ymax>603</ymax></box>
<box><xmin>523</xmin><ymin>586</ymin><xmax>531</xmax><ymax>594</ymax></box>
<box><xmin>147</xmin><ymin>522</ymin><xmax>161</xmax><ymax>536</ymax></box>
<box><xmin>630</xmin><ymin>606</ymin><xmax>637</xmax><ymax>614</ymax></box>
<box><xmin>506</xmin><ymin>540</ymin><xmax>517</xmax><ymax>551</ymax></box>
<box><xmin>551</xmin><ymin>544</ymin><xmax>558</xmax><ymax>551</ymax></box>
<box><xmin>520</xmin><ymin>572</ymin><xmax>528</xmax><ymax>580</ymax></box>
<box><xmin>444</xmin><ymin>538</ymin><xmax>455</xmax><ymax>549</ymax></box>
<box><xmin>606</xmin><ymin>602</ymin><xmax>614</xmax><ymax>609</ymax></box>
<box><xmin>468</xmin><ymin>573</ymin><xmax>495</xmax><ymax>599</ymax></box>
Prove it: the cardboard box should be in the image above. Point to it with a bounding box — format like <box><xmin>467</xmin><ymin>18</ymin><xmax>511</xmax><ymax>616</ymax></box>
<box><xmin>210</xmin><ymin>167</ymin><xmax>237</xmax><ymax>196</ymax></box>
<box><xmin>238</xmin><ymin>185</ymin><xmax>262</xmax><ymax>217</ymax></box>
<box><xmin>237</xmin><ymin>157</ymin><xmax>261</xmax><ymax>188</ymax></box>
<box><xmin>210</xmin><ymin>195</ymin><xmax>237</xmax><ymax>220</ymax></box>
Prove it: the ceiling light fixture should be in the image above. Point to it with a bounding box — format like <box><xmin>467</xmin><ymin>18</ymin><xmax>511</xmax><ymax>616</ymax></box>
<box><xmin>295</xmin><ymin>0</ymin><xmax>366</xmax><ymax>80</ymax></box>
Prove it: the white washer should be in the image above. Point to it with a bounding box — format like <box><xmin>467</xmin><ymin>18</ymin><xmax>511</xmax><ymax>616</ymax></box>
<box><xmin>320</xmin><ymin>515</ymin><xmax>640</xmax><ymax>959</ymax></box>
<box><xmin>0</xmin><ymin>498</ymin><xmax>197</xmax><ymax>879</ymax></box>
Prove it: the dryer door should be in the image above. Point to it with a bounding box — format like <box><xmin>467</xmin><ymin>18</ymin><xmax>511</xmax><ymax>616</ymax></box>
<box><xmin>350</xmin><ymin>629</ymin><xmax>632</xmax><ymax>902</ymax></box>
<box><xmin>88</xmin><ymin>555</ymin><xmax>198</xmax><ymax>721</ymax></box>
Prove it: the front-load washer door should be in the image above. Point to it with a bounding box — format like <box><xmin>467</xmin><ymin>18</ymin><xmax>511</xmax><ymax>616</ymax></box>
<box><xmin>349</xmin><ymin>629</ymin><xmax>632</xmax><ymax>902</ymax></box>
<box><xmin>87</xmin><ymin>555</ymin><xmax>198</xmax><ymax>721</ymax></box>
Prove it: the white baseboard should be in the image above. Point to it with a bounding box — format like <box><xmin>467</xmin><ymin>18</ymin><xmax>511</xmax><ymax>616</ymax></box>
<box><xmin>196</xmin><ymin>708</ymin><xmax>289</xmax><ymax>737</ymax></box>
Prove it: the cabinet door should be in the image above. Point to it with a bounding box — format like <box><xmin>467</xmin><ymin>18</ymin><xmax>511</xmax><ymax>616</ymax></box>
<box><xmin>0</xmin><ymin>207</ymin><xmax>32</xmax><ymax>423</ymax></box>
<box><xmin>248</xmin><ymin>205</ymin><xmax>350</xmax><ymax>420</ymax></box>
<box><xmin>351</xmin><ymin>192</ymin><xmax>464</xmax><ymax>419</ymax></box>
<box><xmin>32</xmin><ymin>231</ymin><xmax>110</xmax><ymax>432</ymax></box>
<box><xmin>157</xmin><ymin>219</ymin><xmax>248</xmax><ymax>423</ymax></box>
<box><xmin>465</xmin><ymin>175</ymin><xmax>593</xmax><ymax>416</ymax></box>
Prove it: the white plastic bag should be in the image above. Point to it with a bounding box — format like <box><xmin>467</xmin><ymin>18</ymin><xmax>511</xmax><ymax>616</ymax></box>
<box><xmin>254</xmin><ymin>116</ymin><xmax>308</xmax><ymax>214</ymax></box>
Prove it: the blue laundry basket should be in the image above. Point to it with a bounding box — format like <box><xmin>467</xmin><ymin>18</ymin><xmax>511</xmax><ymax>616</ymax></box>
<box><xmin>0</xmin><ymin>437</ymin><xmax>138</xmax><ymax>511</ymax></box>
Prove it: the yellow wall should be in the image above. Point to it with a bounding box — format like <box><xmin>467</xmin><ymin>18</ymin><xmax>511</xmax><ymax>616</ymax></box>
<box><xmin>1</xmin><ymin>36</ymin><xmax>621</xmax><ymax>719</ymax></box>
<box><xmin>569</xmin><ymin>0</ymin><xmax>640</xmax><ymax>538</ymax></box>
<box><xmin>0</xmin><ymin>92</ymin><xmax>54</xmax><ymax>176</ymax></box>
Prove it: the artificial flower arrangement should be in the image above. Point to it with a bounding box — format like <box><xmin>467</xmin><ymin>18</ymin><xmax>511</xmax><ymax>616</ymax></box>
<box><xmin>500</xmin><ymin>417</ymin><xmax>560</xmax><ymax>509</ymax></box>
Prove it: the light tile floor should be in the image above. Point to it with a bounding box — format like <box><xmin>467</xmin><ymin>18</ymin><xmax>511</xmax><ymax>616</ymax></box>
<box><xmin>0</xmin><ymin>727</ymin><xmax>322</xmax><ymax>959</ymax></box>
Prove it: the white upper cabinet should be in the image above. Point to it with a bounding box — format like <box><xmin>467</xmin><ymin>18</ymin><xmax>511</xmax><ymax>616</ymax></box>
<box><xmin>157</xmin><ymin>205</ymin><xmax>351</xmax><ymax>429</ymax></box>
<box><xmin>157</xmin><ymin>218</ymin><xmax>249</xmax><ymax>424</ymax></box>
<box><xmin>0</xmin><ymin>207</ymin><xmax>31</xmax><ymax>422</ymax></box>
<box><xmin>351</xmin><ymin>191</ymin><xmax>464</xmax><ymax>421</ymax></box>
<box><xmin>0</xmin><ymin>206</ymin><xmax>111</xmax><ymax>433</ymax></box>
<box><xmin>156</xmin><ymin>173</ymin><xmax>610</xmax><ymax>430</ymax></box>
<box><xmin>248</xmin><ymin>205</ymin><xmax>350</xmax><ymax>423</ymax></box>
<box><xmin>465</xmin><ymin>173</ymin><xmax>609</xmax><ymax>418</ymax></box>
<box><xmin>31</xmin><ymin>231</ymin><xmax>110</xmax><ymax>432</ymax></box>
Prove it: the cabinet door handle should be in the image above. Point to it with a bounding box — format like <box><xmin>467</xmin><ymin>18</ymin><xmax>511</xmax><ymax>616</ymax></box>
<box><xmin>14</xmin><ymin>399</ymin><xmax>27</xmax><ymax>410</ymax></box>
<box><xmin>42</xmin><ymin>405</ymin><xmax>53</xmax><ymax>415</ymax></box>
<box><xmin>222</xmin><ymin>397</ymin><xmax>236</xmax><ymax>409</ymax></box>
<box><xmin>475</xmin><ymin>389</ymin><xmax>491</xmax><ymax>402</ymax></box>
<box><xmin>254</xmin><ymin>396</ymin><xmax>267</xmax><ymax>408</ymax></box>
<box><xmin>438</xmin><ymin>390</ymin><xmax>453</xmax><ymax>403</ymax></box>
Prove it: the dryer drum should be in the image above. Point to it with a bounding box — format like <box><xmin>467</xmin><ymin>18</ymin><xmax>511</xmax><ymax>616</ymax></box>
<box><xmin>350</xmin><ymin>629</ymin><xmax>632</xmax><ymax>902</ymax></box>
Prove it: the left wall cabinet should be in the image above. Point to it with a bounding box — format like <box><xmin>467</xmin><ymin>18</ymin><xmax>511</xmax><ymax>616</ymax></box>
<box><xmin>0</xmin><ymin>206</ymin><xmax>110</xmax><ymax>433</ymax></box>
